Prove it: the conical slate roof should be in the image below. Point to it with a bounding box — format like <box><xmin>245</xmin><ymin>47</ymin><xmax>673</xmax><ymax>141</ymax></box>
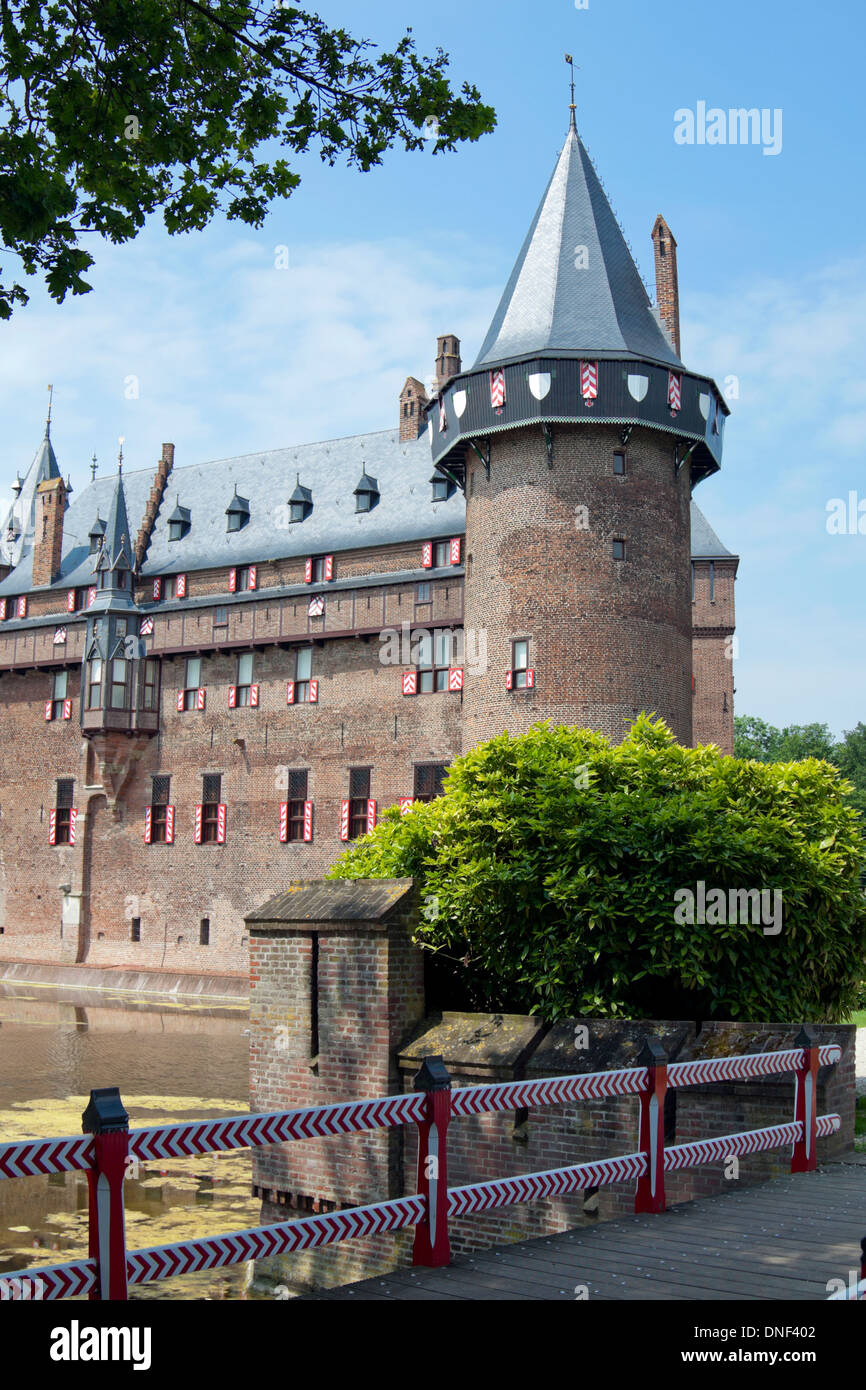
<box><xmin>98</xmin><ymin>467</ymin><xmax>133</xmax><ymax>572</ymax></box>
<box><xmin>0</xmin><ymin>425</ymin><xmax>62</xmax><ymax>567</ymax></box>
<box><xmin>473</xmin><ymin>123</ymin><xmax>683</xmax><ymax>372</ymax></box>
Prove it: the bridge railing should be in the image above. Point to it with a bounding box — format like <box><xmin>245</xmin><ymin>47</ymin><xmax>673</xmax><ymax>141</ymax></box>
<box><xmin>0</xmin><ymin>1029</ymin><xmax>843</xmax><ymax>1301</ymax></box>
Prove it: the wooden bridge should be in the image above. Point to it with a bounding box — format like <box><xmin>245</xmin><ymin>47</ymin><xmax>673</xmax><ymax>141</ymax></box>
<box><xmin>303</xmin><ymin>1154</ymin><xmax>866</xmax><ymax>1301</ymax></box>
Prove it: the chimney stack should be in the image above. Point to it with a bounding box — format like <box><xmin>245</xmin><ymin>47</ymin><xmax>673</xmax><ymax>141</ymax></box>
<box><xmin>398</xmin><ymin>378</ymin><xmax>429</xmax><ymax>443</ymax></box>
<box><xmin>32</xmin><ymin>476</ymin><xmax>67</xmax><ymax>587</ymax></box>
<box><xmin>651</xmin><ymin>216</ymin><xmax>681</xmax><ymax>357</ymax></box>
<box><xmin>134</xmin><ymin>442</ymin><xmax>175</xmax><ymax>569</ymax></box>
<box><xmin>433</xmin><ymin>334</ymin><xmax>462</xmax><ymax>393</ymax></box>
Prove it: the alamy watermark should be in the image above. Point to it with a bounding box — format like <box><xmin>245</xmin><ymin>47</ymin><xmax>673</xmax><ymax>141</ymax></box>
<box><xmin>674</xmin><ymin>103</ymin><xmax>783</xmax><ymax>157</ymax></box>
<box><xmin>674</xmin><ymin>880</ymin><xmax>783</xmax><ymax>935</ymax></box>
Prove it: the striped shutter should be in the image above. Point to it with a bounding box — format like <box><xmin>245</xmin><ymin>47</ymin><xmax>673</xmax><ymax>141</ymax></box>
<box><xmin>144</xmin><ymin>807</ymin><xmax>153</xmax><ymax>844</ymax></box>
<box><xmin>196</xmin><ymin>687</ymin><xmax>206</xmax><ymax>710</ymax></box>
<box><xmin>366</xmin><ymin>800</ymin><xmax>377</xmax><ymax>835</ymax></box>
<box><xmin>228</xmin><ymin>685</ymin><xmax>237</xmax><ymax>708</ymax></box>
<box><xmin>216</xmin><ymin>804</ymin><xmax>227</xmax><ymax>844</ymax></box>
<box><xmin>69</xmin><ymin>809</ymin><xmax>78</xmax><ymax>846</ymax></box>
<box><xmin>44</xmin><ymin>701</ymin><xmax>53</xmax><ymax>721</ymax></box>
<box><xmin>0</xmin><ymin>599</ymin><xmax>6</xmax><ymax>619</ymax></box>
<box><xmin>194</xmin><ymin>805</ymin><xmax>203</xmax><ymax>843</ymax></box>
<box><xmin>87</xmin><ymin>587</ymin><xmax>97</xmax><ymax>608</ymax></box>
<box><xmin>63</xmin><ymin>699</ymin><xmax>72</xmax><ymax>719</ymax></box>
<box><xmin>279</xmin><ymin>802</ymin><xmax>289</xmax><ymax>842</ymax></box>
<box><xmin>309</xmin><ymin>679</ymin><xmax>319</xmax><ymax>704</ymax></box>
<box><xmin>340</xmin><ymin>800</ymin><xmax>350</xmax><ymax>841</ymax></box>
<box><xmin>668</xmin><ymin>371</ymin><xmax>682</xmax><ymax>412</ymax></box>
<box><xmin>402</xmin><ymin>670</ymin><xmax>417</xmax><ymax>696</ymax></box>
<box><xmin>304</xmin><ymin>558</ymin><xmax>313</xmax><ymax>583</ymax></box>
<box><xmin>140</xmin><ymin>617</ymin><xmax>154</xmax><ymax>636</ymax></box>
<box><xmin>526</xmin><ymin>669</ymin><xmax>536</xmax><ymax>688</ymax></box>
<box><xmin>422</xmin><ymin>542</ymin><xmax>433</xmax><ymax>569</ymax></box>
<box><xmin>66</xmin><ymin>590</ymin><xmax>75</xmax><ymax>612</ymax></box>
<box><xmin>229</xmin><ymin>568</ymin><xmax>237</xmax><ymax>593</ymax></box>
<box><xmin>249</xmin><ymin>565</ymin><xmax>257</xmax><ymax>590</ymax></box>
<box><xmin>153</xmin><ymin>578</ymin><xmax>162</xmax><ymax>600</ymax></box>
<box><xmin>48</xmin><ymin>810</ymin><xmax>57</xmax><ymax>844</ymax></box>
<box><xmin>17</xmin><ymin>596</ymin><xmax>26</xmax><ymax>618</ymax></box>
<box><xmin>176</xmin><ymin>690</ymin><xmax>184</xmax><ymax>712</ymax></box>
<box><xmin>399</xmin><ymin>797</ymin><xmax>413</xmax><ymax>815</ymax></box>
<box><xmin>165</xmin><ymin>806</ymin><xmax>175</xmax><ymax>844</ymax></box>
<box><xmin>506</xmin><ymin>671</ymin><xmax>513</xmax><ymax>690</ymax></box>
<box><xmin>286</xmin><ymin>681</ymin><xmax>295</xmax><ymax>705</ymax></box>
<box><xmin>448</xmin><ymin>667</ymin><xmax>464</xmax><ymax>692</ymax></box>
<box><xmin>450</xmin><ymin>537</ymin><xmax>461</xmax><ymax>565</ymax></box>
<box><xmin>324</xmin><ymin>555</ymin><xmax>333</xmax><ymax>581</ymax></box>
<box><xmin>176</xmin><ymin>574</ymin><xmax>187</xmax><ymax>598</ymax></box>
<box><xmin>250</xmin><ymin>684</ymin><xmax>259</xmax><ymax>707</ymax></box>
<box><xmin>303</xmin><ymin>801</ymin><xmax>313</xmax><ymax>842</ymax></box>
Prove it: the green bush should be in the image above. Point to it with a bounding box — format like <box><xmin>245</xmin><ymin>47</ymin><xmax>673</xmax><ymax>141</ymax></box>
<box><xmin>329</xmin><ymin>716</ymin><xmax>866</xmax><ymax>1021</ymax></box>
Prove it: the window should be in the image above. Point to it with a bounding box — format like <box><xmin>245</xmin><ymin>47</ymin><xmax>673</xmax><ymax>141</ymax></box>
<box><xmin>50</xmin><ymin>670</ymin><xmax>68</xmax><ymax>720</ymax></box>
<box><xmin>236</xmin><ymin>652</ymin><xmax>254</xmax><ymax>706</ymax></box>
<box><xmin>509</xmin><ymin>639</ymin><xmax>535</xmax><ymax>690</ymax></box>
<box><xmin>200</xmin><ymin>774</ymin><xmax>223</xmax><ymax>843</ymax></box>
<box><xmin>200</xmin><ymin>919</ymin><xmax>210</xmax><ymax>946</ymax></box>
<box><xmin>66</xmin><ymin>587</ymin><xmax>88</xmax><ymax>613</ymax></box>
<box><xmin>87</xmin><ymin>658</ymin><xmax>103</xmax><ymax>709</ymax></box>
<box><xmin>149</xmin><ymin>775</ymin><xmax>173</xmax><ymax>843</ymax></box>
<box><xmin>348</xmin><ymin>768</ymin><xmax>371</xmax><ymax>840</ymax></box>
<box><xmin>612</xmin><ymin>539</ymin><xmax>627</xmax><ymax>561</ymax></box>
<box><xmin>305</xmin><ymin>555</ymin><xmax>333</xmax><ymax>583</ymax></box>
<box><xmin>434</xmin><ymin>540</ymin><xmax>450</xmax><ymax>568</ymax></box>
<box><xmin>214</xmin><ymin>606</ymin><xmax>228</xmax><ymax>627</ymax></box>
<box><xmin>52</xmin><ymin>779</ymin><xmax>75</xmax><ymax>845</ymax></box>
<box><xmin>414</xmin><ymin>764</ymin><xmax>447</xmax><ymax>802</ymax></box>
<box><xmin>142</xmin><ymin>660</ymin><xmax>159</xmax><ymax>711</ymax></box>
<box><xmin>131</xmin><ymin>918</ymin><xmax>141</xmax><ymax>943</ymax></box>
<box><xmin>282</xmin><ymin>770</ymin><xmax>309</xmax><ymax>841</ymax></box>
<box><xmin>291</xmin><ymin>647</ymin><xmax>314</xmax><ymax>704</ymax></box>
<box><xmin>110</xmin><ymin>657</ymin><xmax>129</xmax><ymax>709</ymax></box>
<box><xmin>416</xmin><ymin>629</ymin><xmax>452</xmax><ymax>693</ymax></box>
<box><xmin>416</xmin><ymin>582</ymin><xmax>431</xmax><ymax>603</ymax></box>
<box><xmin>167</xmin><ymin>574</ymin><xmax>187</xmax><ymax>600</ymax></box>
<box><xmin>709</xmin><ymin>561</ymin><xmax>715</xmax><ymax>602</ymax></box>
<box><xmin>431</xmin><ymin>477</ymin><xmax>451</xmax><ymax>502</ymax></box>
<box><xmin>613</xmin><ymin>451</ymin><xmax>626</xmax><ymax>476</ymax></box>
<box><xmin>178</xmin><ymin>657</ymin><xmax>202</xmax><ymax>711</ymax></box>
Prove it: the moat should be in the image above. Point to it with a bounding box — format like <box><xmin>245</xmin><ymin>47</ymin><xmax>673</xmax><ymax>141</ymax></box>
<box><xmin>0</xmin><ymin>981</ymin><xmax>261</xmax><ymax>1300</ymax></box>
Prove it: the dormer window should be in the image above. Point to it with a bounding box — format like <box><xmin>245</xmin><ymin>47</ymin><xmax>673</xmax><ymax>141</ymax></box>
<box><xmin>289</xmin><ymin>476</ymin><xmax>313</xmax><ymax>524</ymax></box>
<box><xmin>89</xmin><ymin>515</ymin><xmax>106</xmax><ymax>554</ymax></box>
<box><xmin>226</xmin><ymin>490</ymin><xmax>250</xmax><ymax>533</ymax></box>
<box><xmin>168</xmin><ymin>499</ymin><xmax>191</xmax><ymax>542</ymax></box>
<box><xmin>430</xmin><ymin>470</ymin><xmax>454</xmax><ymax>503</ymax></box>
<box><xmin>353</xmin><ymin>469</ymin><xmax>379</xmax><ymax>514</ymax></box>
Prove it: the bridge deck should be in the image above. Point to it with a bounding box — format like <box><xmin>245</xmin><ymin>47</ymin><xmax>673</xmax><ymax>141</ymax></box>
<box><xmin>302</xmin><ymin>1155</ymin><xmax>866</xmax><ymax>1301</ymax></box>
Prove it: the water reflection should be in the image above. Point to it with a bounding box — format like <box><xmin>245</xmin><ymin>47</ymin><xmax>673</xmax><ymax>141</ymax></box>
<box><xmin>0</xmin><ymin>986</ymin><xmax>260</xmax><ymax>1301</ymax></box>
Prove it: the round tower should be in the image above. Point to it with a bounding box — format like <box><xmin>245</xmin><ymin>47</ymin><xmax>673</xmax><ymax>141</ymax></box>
<box><xmin>427</xmin><ymin>116</ymin><xmax>728</xmax><ymax>751</ymax></box>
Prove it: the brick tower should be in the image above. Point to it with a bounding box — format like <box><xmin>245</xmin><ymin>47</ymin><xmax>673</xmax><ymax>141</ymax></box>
<box><xmin>427</xmin><ymin>112</ymin><xmax>729</xmax><ymax>750</ymax></box>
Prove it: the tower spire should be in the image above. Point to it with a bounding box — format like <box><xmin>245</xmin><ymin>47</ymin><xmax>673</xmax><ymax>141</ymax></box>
<box><xmin>46</xmin><ymin>383</ymin><xmax>53</xmax><ymax>435</ymax></box>
<box><xmin>565</xmin><ymin>54</ymin><xmax>577</xmax><ymax>131</ymax></box>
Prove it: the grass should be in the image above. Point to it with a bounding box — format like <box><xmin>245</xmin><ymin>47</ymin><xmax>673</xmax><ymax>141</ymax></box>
<box><xmin>844</xmin><ymin>1010</ymin><xmax>866</xmax><ymax>1028</ymax></box>
<box><xmin>856</xmin><ymin>1097</ymin><xmax>866</xmax><ymax>1153</ymax></box>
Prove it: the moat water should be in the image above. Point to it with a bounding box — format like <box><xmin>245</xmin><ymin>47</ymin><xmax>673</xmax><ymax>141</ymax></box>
<box><xmin>0</xmin><ymin>983</ymin><xmax>264</xmax><ymax>1300</ymax></box>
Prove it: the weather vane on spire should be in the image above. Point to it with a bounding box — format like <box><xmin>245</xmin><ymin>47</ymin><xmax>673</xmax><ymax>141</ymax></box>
<box><xmin>46</xmin><ymin>383</ymin><xmax>54</xmax><ymax>433</ymax></box>
<box><xmin>565</xmin><ymin>54</ymin><xmax>579</xmax><ymax>130</ymax></box>
<box><xmin>91</xmin><ymin>453</ymin><xmax>98</xmax><ymax>482</ymax></box>
<box><xmin>117</xmin><ymin>436</ymin><xmax>124</xmax><ymax>472</ymax></box>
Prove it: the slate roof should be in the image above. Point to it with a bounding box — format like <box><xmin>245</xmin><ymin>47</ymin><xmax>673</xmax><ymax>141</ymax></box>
<box><xmin>0</xmin><ymin>427</ymin><xmax>62</xmax><ymax>569</ymax></box>
<box><xmin>690</xmin><ymin>502</ymin><xmax>736</xmax><ymax>559</ymax></box>
<box><xmin>473</xmin><ymin>124</ymin><xmax>684</xmax><ymax>372</ymax></box>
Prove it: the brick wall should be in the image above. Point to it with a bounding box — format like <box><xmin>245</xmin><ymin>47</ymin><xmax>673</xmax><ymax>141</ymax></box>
<box><xmin>692</xmin><ymin>557</ymin><xmax>737</xmax><ymax>753</ymax></box>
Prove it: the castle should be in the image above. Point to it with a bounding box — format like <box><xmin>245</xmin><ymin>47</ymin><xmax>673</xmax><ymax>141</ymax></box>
<box><xmin>0</xmin><ymin>115</ymin><xmax>737</xmax><ymax>978</ymax></box>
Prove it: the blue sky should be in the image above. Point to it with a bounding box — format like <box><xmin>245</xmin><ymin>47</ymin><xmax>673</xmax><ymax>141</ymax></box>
<box><xmin>1</xmin><ymin>0</ymin><xmax>864</xmax><ymax>736</ymax></box>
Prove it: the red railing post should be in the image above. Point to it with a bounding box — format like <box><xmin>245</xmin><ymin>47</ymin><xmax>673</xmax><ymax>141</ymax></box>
<box><xmin>412</xmin><ymin>1055</ymin><xmax>451</xmax><ymax>1267</ymax></box>
<box><xmin>791</xmin><ymin>1026</ymin><xmax>819</xmax><ymax>1173</ymax></box>
<box><xmin>82</xmin><ymin>1088</ymin><xmax>130</xmax><ymax>1301</ymax></box>
<box><xmin>635</xmin><ymin>1036</ymin><xmax>667</xmax><ymax>1214</ymax></box>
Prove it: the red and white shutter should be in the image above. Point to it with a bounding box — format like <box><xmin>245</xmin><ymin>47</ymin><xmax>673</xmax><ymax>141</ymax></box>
<box><xmin>248</xmin><ymin>565</ymin><xmax>257</xmax><ymax>591</ymax></box>
<box><xmin>228</xmin><ymin>685</ymin><xmax>237</xmax><ymax>708</ymax></box>
<box><xmin>421</xmin><ymin>542</ymin><xmax>433</xmax><ymax>569</ymax></box>
<box><xmin>165</xmin><ymin>806</ymin><xmax>175</xmax><ymax>844</ymax></box>
<box><xmin>506</xmin><ymin>670</ymin><xmax>513</xmax><ymax>690</ymax></box>
<box><xmin>286</xmin><ymin>681</ymin><xmax>295</xmax><ymax>705</ymax></box>
<box><xmin>140</xmin><ymin>616</ymin><xmax>154</xmax><ymax>636</ymax></box>
<box><xmin>366</xmin><ymin>800</ymin><xmax>377</xmax><ymax>835</ymax></box>
<box><xmin>580</xmin><ymin>360</ymin><xmax>598</xmax><ymax>402</ymax></box>
<box><xmin>216</xmin><ymin>804</ymin><xmax>226</xmax><ymax>844</ymax></box>
<box><xmin>176</xmin><ymin>690</ymin><xmax>185</xmax><ymax>712</ymax></box>
<box><xmin>324</xmin><ymin>555</ymin><xmax>333</xmax><ymax>581</ymax></box>
<box><xmin>48</xmin><ymin>809</ymin><xmax>57</xmax><ymax>844</ymax></box>
<box><xmin>17</xmin><ymin>596</ymin><xmax>27</xmax><ymax>618</ymax></box>
<box><xmin>152</xmin><ymin>578</ymin><xmax>162</xmax><ymax>600</ymax></box>
<box><xmin>489</xmin><ymin>368</ymin><xmax>506</xmax><ymax>409</ymax></box>
<box><xmin>250</xmin><ymin>684</ymin><xmax>259</xmax><ymax>707</ymax></box>
<box><xmin>196</xmin><ymin>687</ymin><xmax>206</xmax><ymax>711</ymax></box>
<box><xmin>399</xmin><ymin>797</ymin><xmax>413</xmax><ymax>815</ymax></box>
<box><xmin>448</xmin><ymin>667</ymin><xmax>464</xmax><ymax>692</ymax></box>
<box><xmin>44</xmin><ymin>700</ymin><xmax>53</xmax><ymax>721</ymax></box>
<box><xmin>0</xmin><ymin>599</ymin><xmax>6</xmax><ymax>620</ymax></box>
<box><xmin>87</xmin><ymin>587</ymin><xmax>97</xmax><ymax>608</ymax></box>
<box><xmin>304</xmin><ymin>558</ymin><xmax>313</xmax><ymax>583</ymax></box>
<box><xmin>340</xmin><ymin>800</ymin><xmax>350</xmax><ymax>841</ymax></box>
<box><xmin>194</xmin><ymin>805</ymin><xmax>203</xmax><ymax>844</ymax></box>
<box><xmin>176</xmin><ymin>574</ymin><xmax>187</xmax><ymax>598</ymax></box>
<box><xmin>279</xmin><ymin>802</ymin><xmax>289</xmax><ymax>843</ymax></box>
<box><xmin>668</xmin><ymin>371</ymin><xmax>682</xmax><ymax>412</ymax></box>
<box><xmin>402</xmin><ymin>670</ymin><xmax>417</xmax><ymax>696</ymax></box>
<box><xmin>303</xmin><ymin>801</ymin><xmax>313</xmax><ymax>842</ymax></box>
<box><xmin>526</xmin><ymin>669</ymin><xmax>536</xmax><ymax>688</ymax></box>
<box><xmin>68</xmin><ymin>809</ymin><xmax>78</xmax><ymax>846</ymax></box>
<box><xmin>309</xmin><ymin>679</ymin><xmax>319</xmax><ymax>704</ymax></box>
<box><xmin>66</xmin><ymin>590</ymin><xmax>75</xmax><ymax>613</ymax></box>
<box><xmin>144</xmin><ymin>807</ymin><xmax>153</xmax><ymax>844</ymax></box>
<box><xmin>450</xmin><ymin>537</ymin><xmax>461</xmax><ymax>565</ymax></box>
<box><xmin>63</xmin><ymin>698</ymin><xmax>72</xmax><ymax>719</ymax></box>
<box><xmin>229</xmin><ymin>568</ymin><xmax>237</xmax><ymax>593</ymax></box>
<box><xmin>438</xmin><ymin>395</ymin><xmax>447</xmax><ymax>433</ymax></box>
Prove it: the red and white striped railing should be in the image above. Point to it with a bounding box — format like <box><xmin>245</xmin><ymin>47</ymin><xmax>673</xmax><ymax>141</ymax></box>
<box><xmin>0</xmin><ymin>1031</ymin><xmax>844</xmax><ymax>1300</ymax></box>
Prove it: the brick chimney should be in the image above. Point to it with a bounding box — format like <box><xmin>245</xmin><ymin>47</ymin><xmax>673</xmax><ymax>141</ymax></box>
<box><xmin>134</xmin><ymin>442</ymin><xmax>174</xmax><ymax>569</ymax></box>
<box><xmin>32</xmin><ymin>476</ymin><xmax>67</xmax><ymax>587</ymax></box>
<box><xmin>651</xmin><ymin>216</ymin><xmax>681</xmax><ymax>357</ymax></box>
<box><xmin>433</xmin><ymin>333</ymin><xmax>461</xmax><ymax>393</ymax></box>
<box><xmin>399</xmin><ymin>378</ymin><xmax>429</xmax><ymax>443</ymax></box>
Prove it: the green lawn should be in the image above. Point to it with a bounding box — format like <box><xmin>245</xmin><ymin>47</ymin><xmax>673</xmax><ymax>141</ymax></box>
<box><xmin>846</xmin><ymin>1011</ymin><xmax>866</xmax><ymax>1028</ymax></box>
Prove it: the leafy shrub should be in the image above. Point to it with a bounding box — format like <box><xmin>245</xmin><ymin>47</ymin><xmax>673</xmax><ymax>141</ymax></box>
<box><xmin>329</xmin><ymin>716</ymin><xmax>866</xmax><ymax>1021</ymax></box>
